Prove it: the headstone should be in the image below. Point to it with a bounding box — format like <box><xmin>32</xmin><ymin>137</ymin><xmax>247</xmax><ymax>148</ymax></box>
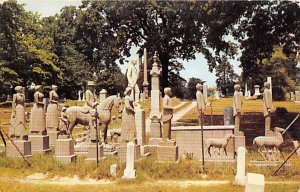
<box><xmin>254</xmin><ymin>85</ymin><xmax>260</xmax><ymax>96</ymax></box>
<box><xmin>122</xmin><ymin>142</ymin><xmax>136</xmax><ymax>179</ymax></box>
<box><xmin>6</xmin><ymin>140</ymin><xmax>31</xmax><ymax>158</ymax></box>
<box><xmin>6</xmin><ymin>94</ymin><xmax>12</xmax><ymax>101</ymax></box>
<box><xmin>116</xmin><ymin>143</ymin><xmax>141</xmax><ymax>161</ymax></box>
<box><xmin>224</xmin><ymin>107</ymin><xmax>234</xmax><ymax>125</ymax></box>
<box><xmin>267</xmin><ymin>77</ymin><xmax>272</xmax><ymax>96</ymax></box>
<box><xmin>135</xmin><ymin>106</ymin><xmax>149</xmax><ymax>156</ymax></box>
<box><xmin>235</xmin><ymin>147</ymin><xmax>246</xmax><ymax>185</ymax></box>
<box><xmin>215</xmin><ymin>91</ymin><xmax>220</xmax><ymax>100</ymax></box>
<box><xmin>99</xmin><ymin>89</ymin><xmax>107</xmax><ymax>103</ymax></box>
<box><xmin>110</xmin><ymin>164</ymin><xmax>118</xmax><ymax>177</ymax></box>
<box><xmin>245</xmin><ymin>173</ymin><xmax>265</xmax><ymax>192</ymax></box>
<box><xmin>142</xmin><ymin>48</ymin><xmax>149</xmax><ymax>99</ymax></box>
<box><xmin>247</xmin><ymin>90</ymin><xmax>251</xmax><ymax>98</ymax></box>
<box><xmin>149</xmin><ymin>52</ymin><xmax>162</xmax><ymax>146</ymax></box>
<box><xmin>203</xmin><ymin>85</ymin><xmax>208</xmax><ymax>104</ymax></box>
<box><xmin>157</xmin><ymin>140</ymin><xmax>179</xmax><ymax>162</ymax></box>
<box><xmin>85</xmin><ymin>143</ymin><xmax>105</xmax><ymax>162</ymax></box>
<box><xmin>54</xmin><ymin>135</ymin><xmax>76</xmax><ymax>164</ymax></box>
<box><xmin>244</xmin><ymin>84</ymin><xmax>248</xmax><ymax>97</ymax></box>
<box><xmin>78</xmin><ymin>90</ymin><xmax>82</xmax><ymax>101</ymax></box>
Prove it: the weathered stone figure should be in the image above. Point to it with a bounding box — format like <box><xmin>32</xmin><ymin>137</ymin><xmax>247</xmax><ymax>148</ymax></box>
<box><xmin>29</xmin><ymin>85</ymin><xmax>46</xmax><ymax>134</ymax></box>
<box><xmin>263</xmin><ymin>82</ymin><xmax>272</xmax><ymax>135</ymax></box>
<box><xmin>196</xmin><ymin>83</ymin><xmax>206</xmax><ymax>126</ymax></box>
<box><xmin>46</xmin><ymin>85</ymin><xmax>59</xmax><ymax>130</ymax></box>
<box><xmin>59</xmin><ymin>106</ymin><xmax>69</xmax><ymax>136</ymax></box>
<box><xmin>233</xmin><ymin>84</ymin><xmax>243</xmax><ymax>135</ymax></box>
<box><xmin>120</xmin><ymin>87</ymin><xmax>136</xmax><ymax>142</ymax></box>
<box><xmin>127</xmin><ymin>60</ymin><xmax>140</xmax><ymax>103</ymax></box>
<box><xmin>162</xmin><ymin>87</ymin><xmax>174</xmax><ymax>141</ymax></box>
<box><xmin>9</xmin><ymin>86</ymin><xmax>27</xmax><ymax>139</ymax></box>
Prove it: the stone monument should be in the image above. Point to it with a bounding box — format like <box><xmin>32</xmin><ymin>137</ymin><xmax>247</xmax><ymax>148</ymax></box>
<box><xmin>196</xmin><ymin>83</ymin><xmax>206</xmax><ymax>126</ymax></box>
<box><xmin>46</xmin><ymin>85</ymin><xmax>59</xmax><ymax>148</ymax></box>
<box><xmin>122</xmin><ymin>142</ymin><xmax>136</xmax><ymax>180</ymax></box>
<box><xmin>54</xmin><ymin>134</ymin><xmax>77</xmax><ymax>164</ymax></box>
<box><xmin>78</xmin><ymin>90</ymin><xmax>82</xmax><ymax>101</ymax></box>
<box><xmin>233</xmin><ymin>84</ymin><xmax>245</xmax><ymax>151</ymax></box>
<box><xmin>203</xmin><ymin>85</ymin><xmax>208</xmax><ymax>104</ymax></box>
<box><xmin>142</xmin><ymin>48</ymin><xmax>149</xmax><ymax>99</ymax></box>
<box><xmin>244</xmin><ymin>84</ymin><xmax>248</xmax><ymax>97</ymax></box>
<box><xmin>149</xmin><ymin>52</ymin><xmax>162</xmax><ymax>147</ymax></box>
<box><xmin>99</xmin><ymin>89</ymin><xmax>107</xmax><ymax>103</ymax></box>
<box><xmin>263</xmin><ymin>82</ymin><xmax>272</xmax><ymax>135</ymax></box>
<box><xmin>6</xmin><ymin>86</ymin><xmax>32</xmax><ymax>158</ymax></box>
<box><xmin>254</xmin><ymin>85</ymin><xmax>260</xmax><ymax>96</ymax></box>
<box><xmin>127</xmin><ymin>60</ymin><xmax>140</xmax><ymax>103</ymax></box>
<box><xmin>235</xmin><ymin>147</ymin><xmax>246</xmax><ymax>185</ymax></box>
<box><xmin>29</xmin><ymin>85</ymin><xmax>50</xmax><ymax>154</ymax></box>
<box><xmin>245</xmin><ymin>173</ymin><xmax>265</xmax><ymax>192</ymax></box>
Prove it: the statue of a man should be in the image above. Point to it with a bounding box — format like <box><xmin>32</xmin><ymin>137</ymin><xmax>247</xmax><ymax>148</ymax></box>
<box><xmin>127</xmin><ymin>60</ymin><xmax>140</xmax><ymax>103</ymax></box>
<box><xmin>233</xmin><ymin>84</ymin><xmax>243</xmax><ymax>135</ymax></box>
<box><xmin>162</xmin><ymin>87</ymin><xmax>173</xmax><ymax>141</ymax></box>
<box><xmin>196</xmin><ymin>83</ymin><xmax>206</xmax><ymax>126</ymax></box>
<box><xmin>263</xmin><ymin>82</ymin><xmax>272</xmax><ymax>135</ymax></box>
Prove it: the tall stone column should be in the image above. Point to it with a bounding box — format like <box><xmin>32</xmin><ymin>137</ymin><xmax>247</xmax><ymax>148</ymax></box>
<box><xmin>142</xmin><ymin>48</ymin><xmax>149</xmax><ymax>99</ymax></box>
<box><xmin>149</xmin><ymin>52</ymin><xmax>162</xmax><ymax>145</ymax></box>
<box><xmin>267</xmin><ymin>77</ymin><xmax>272</xmax><ymax>96</ymax></box>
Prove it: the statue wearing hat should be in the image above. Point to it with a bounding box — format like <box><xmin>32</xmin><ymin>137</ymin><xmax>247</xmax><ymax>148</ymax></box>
<box><xmin>161</xmin><ymin>87</ymin><xmax>174</xmax><ymax>141</ymax></box>
<box><xmin>46</xmin><ymin>85</ymin><xmax>59</xmax><ymax>131</ymax></box>
<box><xmin>9</xmin><ymin>86</ymin><xmax>27</xmax><ymax>140</ymax></box>
<box><xmin>29</xmin><ymin>85</ymin><xmax>46</xmax><ymax>134</ymax></box>
<box><xmin>196</xmin><ymin>83</ymin><xmax>206</xmax><ymax>126</ymax></box>
<box><xmin>233</xmin><ymin>84</ymin><xmax>243</xmax><ymax>135</ymax></box>
<box><xmin>127</xmin><ymin>60</ymin><xmax>140</xmax><ymax>104</ymax></box>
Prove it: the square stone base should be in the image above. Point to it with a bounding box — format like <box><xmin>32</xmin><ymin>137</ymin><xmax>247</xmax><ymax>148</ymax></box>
<box><xmin>116</xmin><ymin>144</ymin><xmax>141</xmax><ymax>161</ymax></box>
<box><xmin>234</xmin><ymin>135</ymin><xmax>245</xmax><ymax>152</ymax></box>
<box><xmin>157</xmin><ymin>140</ymin><xmax>178</xmax><ymax>162</ymax></box>
<box><xmin>85</xmin><ymin>144</ymin><xmax>105</xmax><ymax>162</ymax></box>
<box><xmin>47</xmin><ymin>130</ymin><xmax>59</xmax><ymax>148</ymax></box>
<box><xmin>55</xmin><ymin>138</ymin><xmax>75</xmax><ymax>156</ymax></box>
<box><xmin>6</xmin><ymin>140</ymin><xmax>32</xmax><ymax>158</ymax></box>
<box><xmin>55</xmin><ymin>155</ymin><xmax>77</xmax><ymax>164</ymax></box>
<box><xmin>149</xmin><ymin>138</ymin><xmax>163</xmax><ymax>145</ymax></box>
<box><xmin>141</xmin><ymin>145</ymin><xmax>151</xmax><ymax>157</ymax></box>
<box><xmin>28</xmin><ymin>135</ymin><xmax>51</xmax><ymax>154</ymax></box>
<box><xmin>245</xmin><ymin>173</ymin><xmax>265</xmax><ymax>192</ymax></box>
<box><xmin>122</xmin><ymin>169</ymin><xmax>136</xmax><ymax>180</ymax></box>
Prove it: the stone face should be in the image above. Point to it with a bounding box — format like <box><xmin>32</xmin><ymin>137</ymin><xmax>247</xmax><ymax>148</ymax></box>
<box><xmin>157</xmin><ymin>140</ymin><xmax>178</xmax><ymax>162</ymax></box>
<box><xmin>122</xmin><ymin>142</ymin><xmax>136</xmax><ymax>179</ymax></box>
<box><xmin>245</xmin><ymin>173</ymin><xmax>265</xmax><ymax>192</ymax></box>
<box><xmin>28</xmin><ymin>135</ymin><xmax>50</xmax><ymax>154</ymax></box>
<box><xmin>235</xmin><ymin>147</ymin><xmax>246</xmax><ymax>185</ymax></box>
<box><xmin>6</xmin><ymin>140</ymin><xmax>31</xmax><ymax>158</ymax></box>
<box><xmin>135</xmin><ymin>107</ymin><xmax>146</xmax><ymax>145</ymax></box>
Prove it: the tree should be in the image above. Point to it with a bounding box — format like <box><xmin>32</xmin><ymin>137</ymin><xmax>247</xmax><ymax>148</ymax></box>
<box><xmin>186</xmin><ymin>77</ymin><xmax>205</xmax><ymax>99</ymax></box>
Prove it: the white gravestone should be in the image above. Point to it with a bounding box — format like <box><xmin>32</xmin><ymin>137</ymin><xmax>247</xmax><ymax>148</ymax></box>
<box><xmin>235</xmin><ymin>147</ymin><xmax>246</xmax><ymax>185</ymax></box>
<box><xmin>122</xmin><ymin>142</ymin><xmax>136</xmax><ymax>179</ymax></box>
<box><xmin>245</xmin><ymin>173</ymin><xmax>265</xmax><ymax>192</ymax></box>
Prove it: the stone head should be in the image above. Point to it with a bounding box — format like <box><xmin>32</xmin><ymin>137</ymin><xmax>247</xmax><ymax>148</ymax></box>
<box><xmin>196</xmin><ymin>83</ymin><xmax>203</xmax><ymax>91</ymax></box>
<box><xmin>164</xmin><ymin>87</ymin><xmax>172</xmax><ymax>96</ymax></box>
<box><xmin>264</xmin><ymin>82</ymin><xmax>270</xmax><ymax>89</ymax></box>
<box><xmin>234</xmin><ymin>84</ymin><xmax>241</xmax><ymax>91</ymax></box>
<box><xmin>15</xmin><ymin>86</ymin><xmax>23</xmax><ymax>93</ymax></box>
<box><xmin>130</xmin><ymin>60</ymin><xmax>137</xmax><ymax>66</ymax></box>
<box><xmin>35</xmin><ymin>85</ymin><xmax>43</xmax><ymax>92</ymax></box>
<box><xmin>87</xmin><ymin>81</ymin><xmax>95</xmax><ymax>91</ymax></box>
<box><xmin>52</xmin><ymin>85</ymin><xmax>58</xmax><ymax>91</ymax></box>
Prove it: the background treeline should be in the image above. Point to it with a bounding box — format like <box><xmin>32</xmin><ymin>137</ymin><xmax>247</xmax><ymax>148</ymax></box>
<box><xmin>0</xmin><ymin>1</ymin><xmax>299</xmax><ymax>100</ymax></box>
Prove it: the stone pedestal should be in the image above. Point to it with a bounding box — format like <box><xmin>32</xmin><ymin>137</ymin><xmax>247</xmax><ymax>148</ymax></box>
<box><xmin>135</xmin><ymin>107</ymin><xmax>146</xmax><ymax>146</ymax></box>
<box><xmin>122</xmin><ymin>142</ymin><xmax>136</xmax><ymax>180</ymax></box>
<box><xmin>235</xmin><ymin>147</ymin><xmax>246</xmax><ymax>185</ymax></box>
<box><xmin>54</xmin><ymin>136</ymin><xmax>76</xmax><ymax>164</ymax></box>
<box><xmin>224</xmin><ymin>107</ymin><xmax>234</xmax><ymax>125</ymax></box>
<box><xmin>85</xmin><ymin>143</ymin><xmax>105</xmax><ymax>162</ymax></box>
<box><xmin>234</xmin><ymin>134</ymin><xmax>245</xmax><ymax>152</ymax></box>
<box><xmin>47</xmin><ymin>130</ymin><xmax>59</xmax><ymax>149</ymax></box>
<box><xmin>6</xmin><ymin>140</ymin><xmax>32</xmax><ymax>158</ymax></box>
<box><xmin>28</xmin><ymin>135</ymin><xmax>50</xmax><ymax>154</ymax></box>
<box><xmin>245</xmin><ymin>173</ymin><xmax>265</xmax><ymax>192</ymax></box>
<box><xmin>116</xmin><ymin>143</ymin><xmax>140</xmax><ymax>161</ymax></box>
<box><xmin>157</xmin><ymin>140</ymin><xmax>179</xmax><ymax>162</ymax></box>
<box><xmin>254</xmin><ymin>85</ymin><xmax>260</xmax><ymax>96</ymax></box>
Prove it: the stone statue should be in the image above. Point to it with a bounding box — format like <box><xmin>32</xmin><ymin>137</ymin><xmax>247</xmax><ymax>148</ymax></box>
<box><xmin>29</xmin><ymin>85</ymin><xmax>46</xmax><ymax>134</ymax></box>
<box><xmin>196</xmin><ymin>83</ymin><xmax>206</xmax><ymax>126</ymax></box>
<box><xmin>9</xmin><ymin>86</ymin><xmax>27</xmax><ymax>140</ymax></box>
<box><xmin>127</xmin><ymin>60</ymin><xmax>140</xmax><ymax>103</ymax></box>
<box><xmin>46</xmin><ymin>85</ymin><xmax>59</xmax><ymax>131</ymax></box>
<box><xmin>263</xmin><ymin>82</ymin><xmax>272</xmax><ymax>135</ymax></box>
<box><xmin>120</xmin><ymin>87</ymin><xmax>136</xmax><ymax>143</ymax></box>
<box><xmin>233</xmin><ymin>84</ymin><xmax>243</xmax><ymax>135</ymax></box>
<box><xmin>59</xmin><ymin>106</ymin><xmax>69</xmax><ymax>136</ymax></box>
<box><xmin>162</xmin><ymin>87</ymin><xmax>173</xmax><ymax>141</ymax></box>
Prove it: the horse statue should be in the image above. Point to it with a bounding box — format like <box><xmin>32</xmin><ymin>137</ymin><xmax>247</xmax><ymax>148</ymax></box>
<box><xmin>65</xmin><ymin>95</ymin><xmax>122</xmax><ymax>143</ymax></box>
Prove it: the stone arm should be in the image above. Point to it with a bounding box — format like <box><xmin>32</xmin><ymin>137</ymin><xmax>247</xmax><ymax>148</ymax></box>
<box><xmin>49</xmin><ymin>91</ymin><xmax>58</xmax><ymax>104</ymax></box>
<box><xmin>34</xmin><ymin>92</ymin><xmax>44</xmax><ymax>105</ymax></box>
<box><xmin>125</xmin><ymin>97</ymin><xmax>135</xmax><ymax>113</ymax></box>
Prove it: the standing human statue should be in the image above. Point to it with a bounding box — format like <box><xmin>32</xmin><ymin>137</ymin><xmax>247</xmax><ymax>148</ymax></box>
<box><xmin>120</xmin><ymin>87</ymin><xmax>136</xmax><ymax>143</ymax></box>
<box><xmin>233</xmin><ymin>84</ymin><xmax>243</xmax><ymax>135</ymax></box>
<box><xmin>196</xmin><ymin>83</ymin><xmax>206</xmax><ymax>126</ymax></box>
<box><xmin>9</xmin><ymin>86</ymin><xmax>27</xmax><ymax>140</ymax></box>
<box><xmin>127</xmin><ymin>60</ymin><xmax>140</xmax><ymax>104</ymax></box>
<box><xmin>46</xmin><ymin>85</ymin><xmax>59</xmax><ymax>131</ymax></box>
<box><xmin>263</xmin><ymin>82</ymin><xmax>272</xmax><ymax>135</ymax></box>
<box><xmin>162</xmin><ymin>87</ymin><xmax>174</xmax><ymax>141</ymax></box>
<box><xmin>83</xmin><ymin>81</ymin><xmax>98</xmax><ymax>142</ymax></box>
<box><xmin>29</xmin><ymin>85</ymin><xmax>46</xmax><ymax>134</ymax></box>
<box><xmin>59</xmin><ymin>106</ymin><xmax>69</xmax><ymax>136</ymax></box>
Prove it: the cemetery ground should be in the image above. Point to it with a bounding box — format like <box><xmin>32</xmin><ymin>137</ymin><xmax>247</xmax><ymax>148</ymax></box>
<box><xmin>0</xmin><ymin>98</ymin><xmax>299</xmax><ymax>191</ymax></box>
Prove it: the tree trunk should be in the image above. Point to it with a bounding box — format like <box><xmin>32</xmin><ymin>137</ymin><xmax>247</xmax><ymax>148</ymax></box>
<box><xmin>159</xmin><ymin>52</ymin><xmax>170</xmax><ymax>89</ymax></box>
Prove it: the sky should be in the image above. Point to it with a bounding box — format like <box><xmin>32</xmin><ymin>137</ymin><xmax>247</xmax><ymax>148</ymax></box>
<box><xmin>14</xmin><ymin>0</ymin><xmax>242</xmax><ymax>87</ymax></box>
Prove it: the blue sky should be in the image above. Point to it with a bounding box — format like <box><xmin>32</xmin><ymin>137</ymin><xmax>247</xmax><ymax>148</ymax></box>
<box><xmin>17</xmin><ymin>0</ymin><xmax>242</xmax><ymax>87</ymax></box>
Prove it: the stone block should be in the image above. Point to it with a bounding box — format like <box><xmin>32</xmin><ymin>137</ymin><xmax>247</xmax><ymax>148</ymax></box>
<box><xmin>245</xmin><ymin>173</ymin><xmax>265</xmax><ymax>192</ymax></box>
<box><xmin>234</xmin><ymin>135</ymin><xmax>245</xmax><ymax>152</ymax></box>
<box><xmin>122</xmin><ymin>142</ymin><xmax>136</xmax><ymax>180</ymax></box>
<box><xmin>55</xmin><ymin>155</ymin><xmax>76</xmax><ymax>164</ymax></box>
<box><xmin>54</xmin><ymin>138</ymin><xmax>76</xmax><ymax>164</ymax></box>
<box><xmin>157</xmin><ymin>140</ymin><xmax>178</xmax><ymax>162</ymax></box>
<box><xmin>6</xmin><ymin>140</ymin><xmax>32</xmax><ymax>158</ymax></box>
<box><xmin>85</xmin><ymin>143</ymin><xmax>105</xmax><ymax>162</ymax></box>
<box><xmin>28</xmin><ymin>135</ymin><xmax>50</xmax><ymax>154</ymax></box>
<box><xmin>141</xmin><ymin>145</ymin><xmax>151</xmax><ymax>156</ymax></box>
<box><xmin>110</xmin><ymin>164</ymin><xmax>118</xmax><ymax>177</ymax></box>
<box><xmin>235</xmin><ymin>147</ymin><xmax>246</xmax><ymax>186</ymax></box>
<box><xmin>47</xmin><ymin>130</ymin><xmax>59</xmax><ymax>148</ymax></box>
<box><xmin>117</xmin><ymin>144</ymin><xmax>140</xmax><ymax>161</ymax></box>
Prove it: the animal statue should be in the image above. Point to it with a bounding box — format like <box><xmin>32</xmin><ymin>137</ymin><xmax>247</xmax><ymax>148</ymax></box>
<box><xmin>253</xmin><ymin>127</ymin><xmax>285</xmax><ymax>161</ymax></box>
<box><xmin>65</xmin><ymin>95</ymin><xmax>122</xmax><ymax>143</ymax></box>
<box><xmin>206</xmin><ymin>134</ymin><xmax>234</xmax><ymax>157</ymax></box>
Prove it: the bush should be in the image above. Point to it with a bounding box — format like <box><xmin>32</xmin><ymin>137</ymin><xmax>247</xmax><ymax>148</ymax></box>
<box><xmin>272</xmin><ymin>86</ymin><xmax>286</xmax><ymax>101</ymax></box>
